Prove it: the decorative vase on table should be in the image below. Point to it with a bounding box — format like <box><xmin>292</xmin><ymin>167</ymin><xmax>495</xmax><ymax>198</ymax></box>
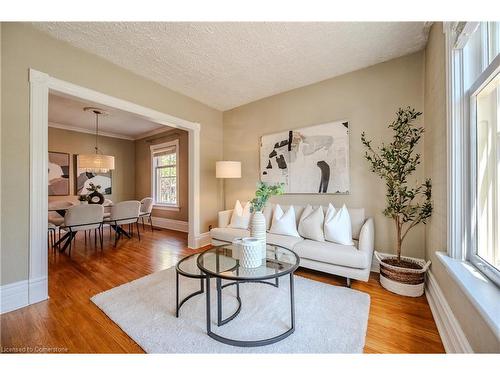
<box><xmin>249</xmin><ymin>182</ymin><xmax>285</xmax><ymax>259</ymax></box>
<box><xmin>85</xmin><ymin>182</ymin><xmax>105</xmax><ymax>205</ymax></box>
<box><xmin>240</xmin><ymin>237</ymin><xmax>262</xmax><ymax>268</ymax></box>
<box><xmin>250</xmin><ymin>211</ymin><xmax>267</xmax><ymax>258</ymax></box>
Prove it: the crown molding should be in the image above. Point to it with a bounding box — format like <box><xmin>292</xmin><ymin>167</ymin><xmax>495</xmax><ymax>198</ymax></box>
<box><xmin>134</xmin><ymin>126</ymin><xmax>175</xmax><ymax>140</ymax></box>
<box><xmin>48</xmin><ymin>121</ymin><xmax>135</xmax><ymax>141</ymax></box>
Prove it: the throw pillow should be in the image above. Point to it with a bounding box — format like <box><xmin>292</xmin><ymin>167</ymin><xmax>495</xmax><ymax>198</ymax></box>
<box><xmin>228</xmin><ymin>200</ymin><xmax>251</xmax><ymax>229</ymax></box>
<box><xmin>269</xmin><ymin>204</ymin><xmax>301</xmax><ymax>237</ymax></box>
<box><xmin>298</xmin><ymin>204</ymin><xmax>325</xmax><ymax>241</ymax></box>
<box><xmin>324</xmin><ymin>203</ymin><xmax>354</xmax><ymax>245</ymax></box>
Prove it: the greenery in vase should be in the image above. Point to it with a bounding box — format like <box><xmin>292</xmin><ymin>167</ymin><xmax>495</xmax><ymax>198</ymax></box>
<box><xmin>250</xmin><ymin>182</ymin><xmax>285</xmax><ymax>213</ymax></box>
<box><xmin>86</xmin><ymin>182</ymin><xmax>101</xmax><ymax>193</ymax></box>
<box><xmin>361</xmin><ymin>107</ymin><xmax>433</xmax><ymax>262</ymax></box>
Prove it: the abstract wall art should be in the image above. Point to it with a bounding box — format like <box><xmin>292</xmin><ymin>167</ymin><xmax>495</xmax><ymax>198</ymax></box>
<box><xmin>48</xmin><ymin>151</ymin><xmax>70</xmax><ymax>196</ymax></box>
<box><xmin>76</xmin><ymin>155</ymin><xmax>112</xmax><ymax>195</ymax></box>
<box><xmin>259</xmin><ymin>120</ymin><xmax>350</xmax><ymax>194</ymax></box>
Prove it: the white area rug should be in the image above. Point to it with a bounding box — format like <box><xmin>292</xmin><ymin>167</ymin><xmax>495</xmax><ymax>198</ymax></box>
<box><xmin>91</xmin><ymin>267</ymin><xmax>370</xmax><ymax>353</ymax></box>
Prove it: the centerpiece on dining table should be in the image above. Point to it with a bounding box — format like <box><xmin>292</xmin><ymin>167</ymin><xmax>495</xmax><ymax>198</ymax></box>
<box><xmin>86</xmin><ymin>182</ymin><xmax>105</xmax><ymax>205</ymax></box>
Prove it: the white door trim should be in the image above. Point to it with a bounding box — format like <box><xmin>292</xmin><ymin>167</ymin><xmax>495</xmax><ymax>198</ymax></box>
<box><xmin>29</xmin><ymin>68</ymin><xmax>201</xmax><ymax>306</ymax></box>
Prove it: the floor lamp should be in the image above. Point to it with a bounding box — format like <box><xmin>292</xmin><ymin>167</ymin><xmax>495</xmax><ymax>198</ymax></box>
<box><xmin>216</xmin><ymin>161</ymin><xmax>241</xmax><ymax>210</ymax></box>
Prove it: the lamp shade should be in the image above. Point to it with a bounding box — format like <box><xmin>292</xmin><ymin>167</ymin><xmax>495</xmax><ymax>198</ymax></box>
<box><xmin>79</xmin><ymin>154</ymin><xmax>115</xmax><ymax>173</ymax></box>
<box><xmin>216</xmin><ymin>161</ymin><xmax>241</xmax><ymax>178</ymax></box>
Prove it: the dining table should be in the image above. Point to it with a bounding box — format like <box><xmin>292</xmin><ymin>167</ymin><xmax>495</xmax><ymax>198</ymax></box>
<box><xmin>49</xmin><ymin>203</ymin><xmax>132</xmax><ymax>252</ymax></box>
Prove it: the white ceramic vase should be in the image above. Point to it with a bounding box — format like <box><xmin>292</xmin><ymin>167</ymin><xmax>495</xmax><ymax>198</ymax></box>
<box><xmin>240</xmin><ymin>237</ymin><xmax>262</xmax><ymax>268</ymax></box>
<box><xmin>250</xmin><ymin>211</ymin><xmax>267</xmax><ymax>258</ymax></box>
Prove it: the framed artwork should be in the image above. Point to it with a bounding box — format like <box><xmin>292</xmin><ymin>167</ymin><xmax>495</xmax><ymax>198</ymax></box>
<box><xmin>48</xmin><ymin>151</ymin><xmax>70</xmax><ymax>196</ymax></box>
<box><xmin>75</xmin><ymin>155</ymin><xmax>112</xmax><ymax>195</ymax></box>
<box><xmin>259</xmin><ymin>120</ymin><xmax>350</xmax><ymax>194</ymax></box>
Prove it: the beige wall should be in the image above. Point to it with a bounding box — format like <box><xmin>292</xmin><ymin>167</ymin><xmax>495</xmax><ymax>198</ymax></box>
<box><xmin>48</xmin><ymin>127</ymin><xmax>136</xmax><ymax>204</ymax></box>
<box><xmin>223</xmin><ymin>51</ymin><xmax>426</xmax><ymax>259</ymax></box>
<box><xmin>135</xmin><ymin>128</ymin><xmax>189</xmax><ymax>222</ymax></box>
<box><xmin>424</xmin><ymin>22</ymin><xmax>499</xmax><ymax>353</ymax></box>
<box><xmin>1</xmin><ymin>23</ymin><xmax>223</xmax><ymax>286</ymax></box>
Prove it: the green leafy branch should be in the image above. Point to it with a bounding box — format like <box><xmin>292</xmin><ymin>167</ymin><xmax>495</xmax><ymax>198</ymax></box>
<box><xmin>250</xmin><ymin>182</ymin><xmax>285</xmax><ymax>213</ymax></box>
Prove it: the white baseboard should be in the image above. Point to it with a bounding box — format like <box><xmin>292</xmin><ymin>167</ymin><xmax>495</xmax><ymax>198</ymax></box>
<box><xmin>151</xmin><ymin>217</ymin><xmax>188</xmax><ymax>233</ymax></box>
<box><xmin>425</xmin><ymin>271</ymin><xmax>473</xmax><ymax>353</ymax></box>
<box><xmin>196</xmin><ymin>232</ymin><xmax>211</xmax><ymax>248</ymax></box>
<box><xmin>188</xmin><ymin>232</ymin><xmax>210</xmax><ymax>249</ymax></box>
<box><xmin>1</xmin><ymin>276</ymin><xmax>49</xmax><ymax>314</ymax></box>
<box><xmin>29</xmin><ymin>276</ymin><xmax>48</xmax><ymax>304</ymax></box>
<box><xmin>1</xmin><ymin>280</ymin><xmax>29</xmax><ymax>314</ymax></box>
<box><xmin>371</xmin><ymin>252</ymin><xmax>381</xmax><ymax>273</ymax></box>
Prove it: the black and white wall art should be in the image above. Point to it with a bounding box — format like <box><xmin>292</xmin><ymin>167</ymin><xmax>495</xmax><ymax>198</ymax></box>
<box><xmin>48</xmin><ymin>151</ymin><xmax>70</xmax><ymax>196</ymax></box>
<box><xmin>76</xmin><ymin>155</ymin><xmax>112</xmax><ymax>195</ymax></box>
<box><xmin>260</xmin><ymin>121</ymin><xmax>350</xmax><ymax>194</ymax></box>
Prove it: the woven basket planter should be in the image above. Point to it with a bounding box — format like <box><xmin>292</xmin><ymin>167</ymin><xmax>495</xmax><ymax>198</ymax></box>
<box><xmin>375</xmin><ymin>251</ymin><xmax>431</xmax><ymax>297</ymax></box>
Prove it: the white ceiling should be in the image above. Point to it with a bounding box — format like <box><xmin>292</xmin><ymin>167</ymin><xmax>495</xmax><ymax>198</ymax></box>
<box><xmin>35</xmin><ymin>22</ymin><xmax>430</xmax><ymax>111</ymax></box>
<box><xmin>48</xmin><ymin>93</ymin><xmax>171</xmax><ymax>140</ymax></box>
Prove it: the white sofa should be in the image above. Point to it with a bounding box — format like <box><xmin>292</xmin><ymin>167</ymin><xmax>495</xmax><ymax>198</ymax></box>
<box><xmin>210</xmin><ymin>204</ymin><xmax>375</xmax><ymax>285</ymax></box>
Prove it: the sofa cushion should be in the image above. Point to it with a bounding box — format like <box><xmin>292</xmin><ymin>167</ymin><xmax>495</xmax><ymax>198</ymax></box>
<box><xmin>294</xmin><ymin>239</ymin><xmax>369</xmax><ymax>269</ymax></box>
<box><xmin>264</xmin><ymin>204</ymin><xmax>364</xmax><ymax>239</ymax></box>
<box><xmin>266</xmin><ymin>233</ymin><xmax>304</xmax><ymax>250</ymax></box>
<box><xmin>210</xmin><ymin>227</ymin><xmax>250</xmax><ymax>243</ymax></box>
<box><xmin>269</xmin><ymin>204</ymin><xmax>300</xmax><ymax>237</ymax></box>
<box><xmin>228</xmin><ymin>200</ymin><xmax>251</xmax><ymax>229</ymax></box>
<box><xmin>324</xmin><ymin>204</ymin><xmax>354</xmax><ymax>245</ymax></box>
<box><xmin>298</xmin><ymin>204</ymin><xmax>325</xmax><ymax>242</ymax></box>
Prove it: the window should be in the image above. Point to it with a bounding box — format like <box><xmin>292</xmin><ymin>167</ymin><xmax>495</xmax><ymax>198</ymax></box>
<box><xmin>470</xmin><ymin>58</ymin><xmax>500</xmax><ymax>284</ymax></box>
<box><xmin>151</xmin><ymin>140</ymin><xmax>179</xmax><ymax>206</ymax></box>
<box><xmin>446</xmin><ymin>21</ymin><xmax>500</xmax><ymax>286</ymax></box>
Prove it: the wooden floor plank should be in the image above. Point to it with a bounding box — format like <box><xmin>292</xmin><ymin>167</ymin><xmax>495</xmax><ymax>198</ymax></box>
<box><xmin>0</xmin><ymin>228</ymin><xmax>444</xmax><ymax>353</ymax></box>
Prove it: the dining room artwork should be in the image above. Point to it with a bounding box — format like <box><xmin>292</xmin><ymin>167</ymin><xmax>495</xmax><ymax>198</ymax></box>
<box><xmin>48</xmin><ymin>151</ymin><xmax>70</xmax><ymax>196</ymax></box>
<box><xmin>76</xmin><ymin>155</ymin><xmax>112</xmax><ymax>195</ymax></box>
<box><xmin>259</xmin><ymin>120</ymin><xmax>350</xmax><ymax>194</ymax></box>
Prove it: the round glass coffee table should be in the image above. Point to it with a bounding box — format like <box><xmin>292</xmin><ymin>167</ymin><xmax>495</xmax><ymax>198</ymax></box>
<box><xmin>197</xmin><ymin>243</ymin><xmax>300</xmax><ymax>347</ymax></box>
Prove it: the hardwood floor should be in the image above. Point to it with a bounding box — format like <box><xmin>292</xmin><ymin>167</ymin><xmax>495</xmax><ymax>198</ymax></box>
<box><xmin>0</xmin><ymin>227</ymin><xmax>444</xmax><ymax>353</ymax></box>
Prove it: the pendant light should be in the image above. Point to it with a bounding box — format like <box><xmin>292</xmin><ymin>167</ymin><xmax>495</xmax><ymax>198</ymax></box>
<box><xmin>79</xmin><ymin>107</ymin><xmax>115</xmax><ymax>173</ymax></box>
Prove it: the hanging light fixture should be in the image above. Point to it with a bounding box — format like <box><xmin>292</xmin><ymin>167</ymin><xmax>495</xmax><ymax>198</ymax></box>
<box><xmin>79</xmin><ymin>107</ymin><xmax>115</xmax><ymax>173</ymax></box>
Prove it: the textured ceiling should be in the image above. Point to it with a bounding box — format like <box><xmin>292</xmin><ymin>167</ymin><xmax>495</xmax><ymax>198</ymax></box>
<box><xmin>49</xmin><ymin>93</ymin><xmax>170</xmax><ymax>139</ymax></box>
<box><xmin>34</xmin><ymin>22</ymin><xmax>430</xmax><ymax>111</ymax></box>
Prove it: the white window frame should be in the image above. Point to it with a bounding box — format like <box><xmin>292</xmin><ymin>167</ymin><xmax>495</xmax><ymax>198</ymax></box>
<box><xmin>468</xmin><ymin>54</ymin><xmax>500</xmax><ymax>286</ymax></box>
<box><xmin>150</xmin><ymin>139</ymin><xmax>180</xmax><ymax>209</ymax></box>
<box><xmin>445</xmin><ymin>22</ymin><xmax>500</xmax><ymax>287</ymax></box>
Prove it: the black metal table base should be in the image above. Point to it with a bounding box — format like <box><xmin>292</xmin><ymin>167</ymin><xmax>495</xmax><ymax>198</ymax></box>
<box><xmin>205</xmin><ymin>273</ymin><xmax>295</xmax><ymax>347</ymax></box>
<box><xmin>176</xmin><ymin>272</ymin><xmax>205</xmax><ymax>317</ymax></box>
<box><xmin>175</xmin><ymin>271</ymin><xmax>242</xmax><ymax>325</ymax></box>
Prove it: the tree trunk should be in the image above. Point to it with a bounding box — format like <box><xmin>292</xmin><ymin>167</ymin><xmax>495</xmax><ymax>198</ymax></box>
<box><xmin>395</xmin><ymin>217</ymin><xmax>402</xmax><ymax>261</ymax></box>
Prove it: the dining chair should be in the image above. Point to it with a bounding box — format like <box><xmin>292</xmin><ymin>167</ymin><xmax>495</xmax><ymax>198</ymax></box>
<box><xmin>139</xmin><ymin>197</ymin><xmax>154</xmax><ymax>232</ymax></box>
<box><xmin>48</xmin><ymin>201</ymin><xmax>74</xmax><ymax>244</ymax></box>
<box><xmin>48</xmin><ymin>223</ymin><xmax>57</xmax><ymax>251</ymax></box>
<box><xmin>106</xmin><ymin>200</ymin><xmax>141</xmax><ymax>247</ymax></box>
<box><xmin>61</xmin><ymin>205</ymin><xmax>104</xmax><ymax>256</ymax></box>
<box><xmin>48</xmin><ymin>201</ymin><xmax>73</xmax><ymax>226</ymax></box>
<box><xmin>102</xmin><ymin>198</ymin><xmax>114</xmax><ymax>237</ymax></box>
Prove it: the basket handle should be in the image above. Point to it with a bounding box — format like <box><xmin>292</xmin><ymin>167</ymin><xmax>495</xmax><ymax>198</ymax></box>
<box><xmin>421</xmin><ymin>260</ymin><xmax>431</xmax><ymax>272</ymax></box>
<box><xmin>374</xmin><ymin>251</ymin><xmax>384</xmax><ymax>263</ymax></box>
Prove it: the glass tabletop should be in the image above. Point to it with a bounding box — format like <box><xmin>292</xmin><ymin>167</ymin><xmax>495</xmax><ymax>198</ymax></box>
<box><xmin>196</xmin><ymin>243</ymin><xmax>299</xmax><ymax>281</ymax></box>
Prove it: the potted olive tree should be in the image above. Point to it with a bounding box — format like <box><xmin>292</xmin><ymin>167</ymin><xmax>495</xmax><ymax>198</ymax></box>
<box><xmin>361</xmin><ymin>107</ymin><xmax>432</xmax><ymax>297</ymax></box>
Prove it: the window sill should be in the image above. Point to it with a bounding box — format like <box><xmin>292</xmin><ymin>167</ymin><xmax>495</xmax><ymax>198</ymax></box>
<box><xmin>153</xmin><ymin>204</ymin><xmax>180</xmax><ymax>212</ymax></box>
<box><xmin>436</xmin><ymin>252</ymin><xmax>500</xmax><ymax>340</ymax></box>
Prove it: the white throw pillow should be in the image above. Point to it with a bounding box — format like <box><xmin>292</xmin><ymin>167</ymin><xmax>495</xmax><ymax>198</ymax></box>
<box><xmin>298</xmin><ymin>204</ymin><xmax>325</xmax><ymax>241</ymax></box>
<box><xmin>228</xmin><ymin>200</ymin><xmax>251</xmax><ymax>229</ymax></box>
<box><xmin>269</xmin><ymin>204</ymin><xmax>301</xmax><ymax>237</ymax></box>
<box><xmin>324</xmin><ymin>204</ymin><xmax>354</xmax><ymax>245</ymax></box>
